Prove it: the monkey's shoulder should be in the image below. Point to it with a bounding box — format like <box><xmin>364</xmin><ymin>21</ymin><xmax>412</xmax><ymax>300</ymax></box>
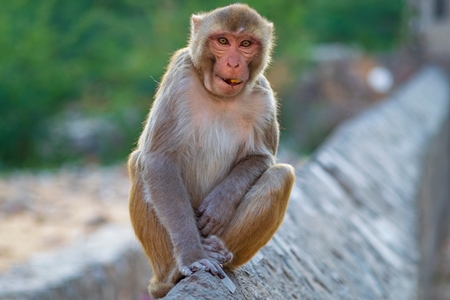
<box><xmin>159</xmin><ymin>48</ymin><xmax>192</xmax><ymax>85</ymax></box>
<box><xmin>168</xmin><ymin>48</ymin><xmax>192</xmax><ymax>67</ymax></box>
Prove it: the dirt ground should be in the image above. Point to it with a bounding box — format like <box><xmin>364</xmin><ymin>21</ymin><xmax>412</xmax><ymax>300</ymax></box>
<box><xmin>0</xmin><ymin>164</ymin><xmax>131</xmax><ymax>272</ymax></box>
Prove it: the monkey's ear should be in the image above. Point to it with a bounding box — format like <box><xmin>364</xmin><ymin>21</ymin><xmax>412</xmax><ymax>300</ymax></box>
<box><xmin>191</xmin><ymin>14</ymin><xmax>203</xmax><ymax>35</ymax></box>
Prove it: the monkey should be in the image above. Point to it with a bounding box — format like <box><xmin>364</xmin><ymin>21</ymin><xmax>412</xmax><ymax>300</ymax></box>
<box><xmin>128</xmin><ymin>4</ymin><xmax>295</xmax><ymax>298</ymax></box>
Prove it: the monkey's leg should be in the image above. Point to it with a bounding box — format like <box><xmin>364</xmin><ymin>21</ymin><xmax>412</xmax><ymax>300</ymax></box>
<box><xmin>128</xmin><ymin>151</ymin><xmax>181</xmax><ymax>298</ymax></box>
<box><xmin>221</xmin><ymin>163</ymin><xmax>295</xmax><ymax>269</ymax></box>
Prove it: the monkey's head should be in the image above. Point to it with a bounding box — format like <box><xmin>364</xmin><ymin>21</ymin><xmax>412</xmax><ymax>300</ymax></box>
<box><xmin>189</xmin><ymin>4</ymin><xmax>274</xmax><ymax>97</ymax></box>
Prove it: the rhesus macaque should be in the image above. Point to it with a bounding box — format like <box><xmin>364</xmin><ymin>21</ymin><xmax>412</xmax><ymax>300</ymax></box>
<box><xmin>128</xmin><ymin>3</ymin><xmax>295</xmax><ymax>298</ymax></box>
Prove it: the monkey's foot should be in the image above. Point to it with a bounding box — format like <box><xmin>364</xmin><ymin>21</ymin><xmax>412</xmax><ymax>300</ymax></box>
<box><xmin>148</xmin><ymin>278</ymin><xmax>174</xmax><ymax>299</ymax></box>
<box><xmin>201</xmin><ymin>235</ymin><xmax>233</xmax><ymax>265</ymax></box>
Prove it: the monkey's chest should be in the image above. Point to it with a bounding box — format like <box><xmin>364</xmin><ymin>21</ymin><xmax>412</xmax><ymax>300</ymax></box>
<box><xmin>182</xmin><ymin>113</ymin><xmax>255</xmax><ymax>207</ymax></box>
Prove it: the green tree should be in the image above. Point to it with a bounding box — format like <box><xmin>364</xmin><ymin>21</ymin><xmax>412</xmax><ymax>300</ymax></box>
<box><xmin>0</xmin><ymin>0</ymin><xmax>406</xmax><ymax>170</ymax></box>
<box><xmin>304</xmin><ymin>0</ymin><xmax>405</xmax><ymax>50</ymax></box>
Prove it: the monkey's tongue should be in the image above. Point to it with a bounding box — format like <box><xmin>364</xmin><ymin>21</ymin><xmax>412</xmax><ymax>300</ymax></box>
<box><xmin>223</xmin><ymin>78</ymin><xmax>242</xmax><ymax>86</ymax></box>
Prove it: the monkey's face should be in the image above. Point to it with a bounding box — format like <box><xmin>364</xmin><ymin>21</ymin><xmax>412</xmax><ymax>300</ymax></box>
<box><xmin>203</xmin><ymin>33</ymin><xmax>259</xmax><ymax>97</ymax></box>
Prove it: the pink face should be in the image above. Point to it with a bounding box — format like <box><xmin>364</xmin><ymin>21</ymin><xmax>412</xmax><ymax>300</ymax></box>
<box><xmin>205</xmin><ymin>32</ymin><xmax>260</xmax><ymax>97</ymax></box>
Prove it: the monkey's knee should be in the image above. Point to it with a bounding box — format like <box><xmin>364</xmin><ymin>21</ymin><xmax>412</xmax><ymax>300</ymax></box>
<box><xmin>269</xmin><ymin>163</ymin><xmax>295</xmax><ymax>198</ymax></box>
<box><xmin>268</xmin><ymin>163</ymin><xmax>295</xmax><ymax>183</ymax></box>
<box><xmin>249</xmin><ymin>163</ymin><xmax>295</xmax><ymax>203</ymax></box>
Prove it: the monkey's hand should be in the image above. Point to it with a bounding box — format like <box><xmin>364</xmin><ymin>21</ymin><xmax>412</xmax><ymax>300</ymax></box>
<box><xmin>196</xmin><ymin>191</ymin><xmax>237</xmax><ymax>236</ymax></box>
<box><xmin>180</xmin><ymin>258</ymin><xmax>226</xmax><ymax>279</ymax></box>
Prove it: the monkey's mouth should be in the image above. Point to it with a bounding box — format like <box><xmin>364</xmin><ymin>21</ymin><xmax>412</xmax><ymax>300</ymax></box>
<box><xmin>222</xmin><ymin>77</ymin><xmax>243</xmax><ymax>86</ymax></box>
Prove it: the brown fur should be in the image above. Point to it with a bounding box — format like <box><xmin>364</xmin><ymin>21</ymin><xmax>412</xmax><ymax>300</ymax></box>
<box><xmin>128</xmin><ymin>4</ymin><xmax>295</xmax><ymax>298</ymax></box>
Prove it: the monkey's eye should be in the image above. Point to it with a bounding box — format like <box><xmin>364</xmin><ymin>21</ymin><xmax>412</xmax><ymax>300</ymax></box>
<box><xmin>218</xmin><ymin>37</ymin><xmax>229</xmax><ymax>45</ymax></box>
<box><xmin>240</xmin><ymin>40</ymin><xmax>252</xmax><ymax>47</ymax></box>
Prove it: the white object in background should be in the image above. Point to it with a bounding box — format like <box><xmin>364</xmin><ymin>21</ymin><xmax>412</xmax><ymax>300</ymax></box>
<box><xmin>367</xmin><ymin>66</ymin><xmax>393</xmax><ymax>93</ymax></box>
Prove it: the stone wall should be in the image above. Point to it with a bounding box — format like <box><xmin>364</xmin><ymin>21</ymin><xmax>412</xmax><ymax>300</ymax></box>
<box><xmin>416</xmin><ymin>87</ymin><xmax>450</xmax><ymax>298</ymax></box>
<box><xmin>0</xmin><ymin>66</ymin><xmax>449</xmax><ymax>299</ymax></box>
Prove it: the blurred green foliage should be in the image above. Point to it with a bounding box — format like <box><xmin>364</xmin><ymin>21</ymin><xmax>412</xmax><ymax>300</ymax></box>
<box><xmin>304</xmin><ymin>0</ymin><xmax>407</xmax><ymax>50</ymax></box>
<box><xmin>0</xmin><ymin>0</ymin><xmax>406</xmax><ymax>170</ymax></box>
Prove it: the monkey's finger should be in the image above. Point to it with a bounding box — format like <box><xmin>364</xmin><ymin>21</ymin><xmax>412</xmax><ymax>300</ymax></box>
<box><xmin>199</xmin><ymin>218</ymin><xmax>216</xmax><ymax>235</ymax></box>
<box><xmin>203</xmin><ymin>245</ymin><xmax>226</xmax><ymax>255</ymax></box>
<box><xmin>197</xmin><ymin>215</ymin><xmax>210</xmax><ymax>230</ymax></box>
<box><xmin>216</xmin><ymin>227</ymin><xmax>225</xmax><ymax>237</ymax></box>
<box><xmin>180</xmin><ymin>266</ymin><xmax>193</xmax><ymax>276</ymax></box>
<box><xmin>211</xmin><ymin>261</ymin><xmax>227</xmax><ymax>279</ymax></box>
<box><xmin>202</xmin><ymin>244</ymin><xmax>216</xmax><ymax>252</ymax></box>
<box><xmin>208</xmin><ymin>253</ymin><xmax>228</xmax><ymax>264</ymax></box>
<box><xmin>196</xmin><ymin>262</ymin><xmax>209</xmax><ymax>271</ymax></box>
<box><xmin>201</xmin><ymin>235</ymin><xmax>216</xmax><ymax>245</ymax></box>
<box><xmin>209</xmin><ymin>223</ymin><xmax>223</xmax><ymax>236</ymax></box>
<box><xmin>207</xmin><ymin>224</ymin><xmax>217</xmax><ymax>235</ymax></box>
<box><xmin>210</xmin><ymin>221</ymin><xmax>225</xmax><ymax>236</ymax></box>
<box><xmin>208</xmin><ymin>236</ymin><xmax>229</xmax><ymax>251</ymax></box>
<box><xmin>200</xmin><ymin>222</ymin><xmax>215</xmax><ymax>236</ymax></box>
<box><xmin>189</xmin><ymin>261</ymin><xmax>206</xmax><ymax>273</ymax></box>
<box><xmin>197</xmin><ymin>204</ymin><xmax>207</xmax><ymax>215</ymax></box>
<box><xmin>200</xmin><ymin>259</ymin><xmax>220</xmax><ymax>276</ymax></box>
<box><xmin>225</xmin><ymin>252</ymin><xmax>233</xmax><ymax>263</ymax></box>
<box><xmin>202</xmin><ymin>235</ymin><xmax>223</xmax><ymax>248</ymax></box>
<box><xmin>198</xmin><ymin>199</ymin><xmax>211</xmax><ymax>211</ymax></box>
<box><xmin>218</xmin><ymin>251</ymin><xmax>233</xmax><ymax>264</ymax></box>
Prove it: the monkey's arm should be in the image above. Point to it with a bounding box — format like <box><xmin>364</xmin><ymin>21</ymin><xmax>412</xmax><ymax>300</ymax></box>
<box><xmin>197</xmin><ymin>154</ymin><xmax>273</xmax><ymax>236</ymax></box>
<box><xmin>139</xmin><ymin>55</ymin><xmax>229</xmax><ymax>275</ymax></box>
<box><xmin>141</xmin><ymin>152</ymin><xmax>226</xmax><ymax>278</ymax></box>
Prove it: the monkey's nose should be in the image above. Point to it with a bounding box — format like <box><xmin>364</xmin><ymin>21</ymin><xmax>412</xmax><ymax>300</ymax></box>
<box><xmin>227</xmin><ymin>62</ymin><xmax>240</xmax><ymax>69</ymax></box>
<box><xmin>227</xmin><ymin>57</ymin><xmax>240</xmax><ymax>69</ymax></box>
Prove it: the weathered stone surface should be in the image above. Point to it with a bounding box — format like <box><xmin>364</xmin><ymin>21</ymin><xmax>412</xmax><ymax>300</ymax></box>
<box><xmin>0</xmin><ymin>66</ymin><xmax>448</xmax><ymax>299</ymax></box>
